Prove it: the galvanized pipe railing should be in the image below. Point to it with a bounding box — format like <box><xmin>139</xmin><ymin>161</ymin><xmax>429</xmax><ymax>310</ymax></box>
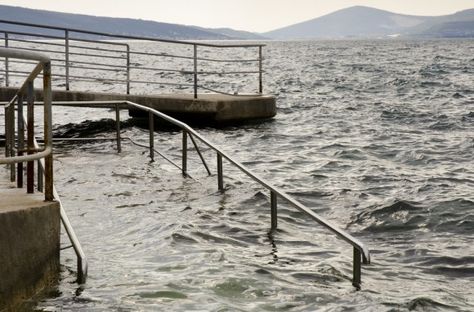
<box><xmin>0</xmin><ymin>47</ymin><xmax>87</xmax><ymax>283</ymax></box>
<box><xmin>0</xmin><ymin>19</ymin><xmax>265</xmax><ymax>96</ymax></box>
<box><xmin>49</xmin><ymin>100</ymin><xmax>370</xmax><ymax>288</ymax></box>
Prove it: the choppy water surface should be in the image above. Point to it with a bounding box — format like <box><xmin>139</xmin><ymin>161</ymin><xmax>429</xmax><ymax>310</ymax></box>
<box><xmin>32</xmin><ymin>40</ymin><xmax>474</xmax><ymax>311</ymax></box>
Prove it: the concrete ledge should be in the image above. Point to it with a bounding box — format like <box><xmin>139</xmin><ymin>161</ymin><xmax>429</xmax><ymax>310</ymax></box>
<box><xmin>0</xmin><ymin>87</ymin><xmax>277</xmax><ymax>124</ymax></box>
<box><xmin>0</xmin><ymin>185</ymin><xmax>60</xmax><ymax>311</ymax></box>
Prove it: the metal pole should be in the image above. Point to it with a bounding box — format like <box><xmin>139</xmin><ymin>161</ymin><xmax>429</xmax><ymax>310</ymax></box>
<box><xmin>270</xmin><ymin>191</ymin><xmax>277</xmax><ymax>232</ymax></box>
<box><xmin>148</xmin><ymin>111</ymin><xmax>154</xmax><ymax>161</ymax></box>
<box><xmin>193</xmin><ymin>44</ymin><xmax>198</xmax><ymax>99</ymax></box>
<box><xmin>4</xmin><ymin>32</ymin><xmax>9</xmax><ymax>87</ymax></box>
<box><xmin>188</xmin><ymin>133</ymin><xmax>211</xmax><ymax>176</ymax></box>
<box><xmin>8</xmin><ymin>103</ymin><xmax>14</xmax><ymax>182</ymax></box>
<box><xmin>43</xmin><ymin>61</ymin><xmax>54</xmax><ymax>201</ymax></box>
<box><xmin>126</xmin><ymin>44</ymin><xmax>130</xmax><ymax>94</ymax></box>
<box><xmin>37</xmin><ymin>159</ymin><xmax>43</xmax><ymax>192</ymax></box>
<box><xmin>258</xmin><ymin>46</ymin><xmax>263</xmax><ymax>94</ymax></box>
<box><xmin>217</xmin><ymin>153</ymin><xmax>223</xmax><ymax>191</ymax></box>
<box><xmin>65</xmin><ymin>30</ymin><xmax>70</xmax><ymax>91</ymax></box>
<box><xmin>115</xmin><ymin>104</ymin><xmax>121</xmax><ymax>153</ymax></box>
<box><xmin>182</xmin><ymin>130</ymin><xmax>187</xmax><ymax>176</ymax></box>
<box><xmin>353</xmin><ymin>247</ymin><xmax>362</xmax><ymax>289</ymax></box>
<box><xmin>26</xmin><ymin>81</ymin><xmax>34</xmax><ymax>194</ymax></box>
<box><xmin>16</xmin><ymin>95</ymin><xmax>24</xmax><ymax>188</ymax></box>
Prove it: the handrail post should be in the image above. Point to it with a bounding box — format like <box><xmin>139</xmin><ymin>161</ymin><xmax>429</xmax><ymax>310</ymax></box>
<box><xmin>217</xmin><ymin>153</ymin><xmax>223</xmax><ymax>191</ymax></box>
<box><xmin>115</xmin><ymin>104</ymin><xmax>121</xmax><ymax>153</ymax></box>
<box><xmin>8</xmin><ymin>99</ymin><xmax>15</xmax><ymax>182</ymax></box>
<box><xmin>258</xmin><ymin>46</ymin><xmax>263</xmax><ymax>94</ymax></box>
<box><xmin>148</xmin><ymin>111</ymin><xmax>154</xmax><ymax>161</ymax></box>
<box><xmin>4</xmin><ymin>32</ymin><xmax>9</xmax><ymax>87</ymax></box>
<box><xmin>16</xmin><ymin>94</ymin><xmax>24</xmax><ymax>188</ymax></box>
<box><xmin>65</xmin><ymin>30</ymin><xmax>70</xmax><ymax>91</ymax></box>
<box><xmin>270</xmin><ymin>191</ymin><xmax>277</xmax><ymax>232</ymax></box>
<box><xmin>182</xmin><ymin>130</ymin><xmax>187</xmax><ymax>175</ymax></box>
<box><xmin>43</xmin><ymin>61</ymin><xmax>54</xmax><ymax>201</ymax></box>
<box><xmin>193</xmin><ymin>44</ymin><xmax>198</xmax><ymax>99</ymax></box>
<box><xmin>353</xmin><ymin>247</ymin><xmax>362</xmax><ymax>289</ymax></box>
<box><xmin>37</xmin><ymin>159</ymin><xmax>43</xmax><ymax>192</ymax></box>
<box><xmin>126</xmin><ymin>45</ymin><xmax>130</xmax><ymax>94</ymax></box>
<box><xmin>26</xmin><ymin>81</ymin><xmax>35</xmax><ymax>193</ymax></box>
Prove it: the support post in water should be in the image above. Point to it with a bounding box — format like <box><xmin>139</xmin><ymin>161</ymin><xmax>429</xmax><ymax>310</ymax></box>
<box><xmin>65</xmin><ymin>30</ymin><xmax>70</xmax><ymax>91</ymax></box>
<box><xmin>43</xmin><ymin>61</ymin><xmax>54</xmax><ymax>201</ymax></box>
<box><xmin>4</xmin><ymin>32</ymin><xmax>9</xmax><ymax>87</ymax></box>
<box><xmin>37</xmin><ymin>159</ymin><xmax>43</xmax><ymax>192</ymax></box>
<box><xmin>259</xmin><ymin>46</ymin><xmax>263</xmax><ymax>94</ymax></box>
<box><xmin>16</xmin><ymin>95</ymin><xmax>24</xmax><ymax>188</ymax></box>
<box><xmin>217</xmin><ymin>153</ymin><xmax>223</xmax><ymax>191</ymax></box>
<box><xmin>193</xmin><ymin>44</ymin><xmax>198</xmax><ymax>99</ymax></box>
<box><xmin>115</xmin><ymin>104</ymin><xmax>121</xmax><ymax>153</ymax></box>
<box><xmin>353</xmin><ymin>247</ymin><xmax>362</xmax><ymax>289</ymax></box>
<box><xmin>126</xmin><ymin>44</ymin><xmax>131</xmax><ymax>94</ymax></box>
<box><xmin>182</xmin><ymin>131</ymin><xmax>188</xmax><ymax>175</ymax></box>
<box><xmin>26</xmin><ymin>81</ymin><xmax>35</xmax><ymax>194</ymax></box>
<box><xmin>270</xmin><ymin>191</ymin><xmax>277</xmax><ymax>232</ymax></box>
<box><xmin>148</xmin><ymin>111</ymin><xmax>154</xmax><ymax>161</ymax></box>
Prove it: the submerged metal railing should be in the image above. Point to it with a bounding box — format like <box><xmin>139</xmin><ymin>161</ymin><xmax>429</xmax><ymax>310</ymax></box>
<box><xmin>48</xmin><ymin>100</ymin><xmax>371</xmax><ymax>288</ymax></box>
<box><xmin>0</xmin><ymin>47</ymin><xmax>87</xmax><ymax>283</ymax></box>
<box><xmin>0</xmin><ymin>19</ymin><xmax>265</xmax><ymax>97</ymax></box>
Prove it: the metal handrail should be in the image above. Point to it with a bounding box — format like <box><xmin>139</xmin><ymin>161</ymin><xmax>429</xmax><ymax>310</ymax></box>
<box><xmin>0</xmin><ymin>19</ymin><xmax>265</xmax><ymax>96</ymax></box>
<box><xmin>43</xmin><ymin>99</ymin><xmax>370</xmax><ymax>288</ymax></box>
<box><xmin>0</xmin><ymin>47</ymin><xmax>87</xmax><ymax>283</ymax></box>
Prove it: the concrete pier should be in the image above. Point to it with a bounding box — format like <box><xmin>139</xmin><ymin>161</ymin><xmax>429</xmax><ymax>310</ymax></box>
<box><xmin>0</xmin><ymin>87</ymin><xmax>276</xmax><ymax>124</ymax></box>
<box><xmin>0</xmin><ymin>168</ymin><xmax>60</xmax><ymax>311</ymax></box>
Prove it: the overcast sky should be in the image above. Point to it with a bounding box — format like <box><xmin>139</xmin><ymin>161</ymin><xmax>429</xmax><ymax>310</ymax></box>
<box><xmin>1</xmin><ymin>0</ymin><xmax>473</xmax><ymax>32</ymax></box>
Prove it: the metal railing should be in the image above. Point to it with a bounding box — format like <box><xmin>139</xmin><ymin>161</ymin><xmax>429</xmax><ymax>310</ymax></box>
<box><xmin>0</xmin><ymin>19</ymin><xmax>265</xmax><ymax>98</ymax></box>
<box><xmin>0</xmin><ymin>47</ymin><xmax>87</xmax><ymax>283</ymax></box>
<box><xmin>47</xmin><ymin>99</ymin><xmax>371</xmax><ymax>289</ymax></box>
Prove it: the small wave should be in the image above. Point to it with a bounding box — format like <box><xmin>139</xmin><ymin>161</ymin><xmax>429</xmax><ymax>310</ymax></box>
<box><xmin>405</xmin><ymin>297</ymin><xmax>456</xmax><ymax>311</ymax></box>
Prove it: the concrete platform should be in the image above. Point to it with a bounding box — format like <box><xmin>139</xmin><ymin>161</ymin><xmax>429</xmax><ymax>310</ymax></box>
<box><xmin>0</xmin><ymin>87</ymin><xmax>277</xmax><ymax>124</ymax></box>
<box><xmin>0</xmin><ymin>168</ymin><xmax>60</xmax><ymax>310</ymax></box>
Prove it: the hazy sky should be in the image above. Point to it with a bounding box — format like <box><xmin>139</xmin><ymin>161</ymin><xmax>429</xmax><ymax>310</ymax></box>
<box><xmin>1</xmin><ymin>0</ymin><xmax>473</xmax><ymax>32</ymax></box>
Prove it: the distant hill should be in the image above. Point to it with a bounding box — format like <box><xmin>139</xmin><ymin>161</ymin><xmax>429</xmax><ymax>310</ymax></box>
<box><xmin>0</xmin><ymin>5</ymin><xmax>263</xmax><ymax>40</ymax></box>
<box><xmin>263</xmin><ymin>6</ymin><xmax>474</xmax><ymax>39</ymax></box>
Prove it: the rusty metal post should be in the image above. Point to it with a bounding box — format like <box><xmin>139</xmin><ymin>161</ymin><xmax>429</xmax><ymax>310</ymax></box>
<box><xmin>217</xmin><ymin>153</ymin><xmax>223</xmax><ymax>191</ymax></box>
<box><xmin>8</xmin><ymin>101</ymin><xmax>15</xmax><ymax>182</ymax></box>
<box><xmin>26</xmin><ymin>81</ymin><xmax>35</xmax><ymax>193</ymax></box>
<box><xmin>193</xmin><ymin>44</ymin><xmax>198</xmax><ymax>99</ymax></box>
<box><xmin>16</xmin><ymin>94</ymin><xmax>24</xmax><ymax>188</ymax></box>
<box><xmin>258</xmin><ymin>46</ymin><xmax>263</xmax><ymax>94</ymax></box>
<box><xmin>148</xmin><ymin>111</ymin><xmax>154</xmax><ymax>161</ymax></box>
<box><xmin>353</xmin><ymin>247</ymin><xmax>362</xmax><ymax>289</ymax></box>
<box><xmin>115</xmin><ymin>104</ymin><xmax>121</xmax><ymax>153</ymax></box>
<box><xmin>270</xmin><ymin>191</ymin><xmax>277</xmax><ymax>232</ymax></box>
<box><xmin>37</xmin><ymin>159</ymin><xmax>43</xmax><ymax>192</ymax></box>
<box><xmin>43</xmin><ymin>61</ymin><xmax>54</xmax><ymax>201</ymax></box>
<box><xmin>4</xmin><ymin>32</ymin><xmax>9</xmax><ymax>87</ymax></box>
<box><xmin>182</xmin><ymin>130</ymin><xmax>187</xmax><ymax>175</ymax></box>
<box><xmin>65</xmin><ymin>30</ymin><xmax>70</xmax><ymax>91</ymax></box>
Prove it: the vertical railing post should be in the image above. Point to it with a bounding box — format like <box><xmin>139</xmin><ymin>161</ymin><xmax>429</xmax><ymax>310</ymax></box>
<box><xmin>353</xmin><ymin>247</ymin><xmax>362</xmax><ymax>289</ymax></box>
<box><xmin>37</xmin><ymin>159</ymin><xmax>43</xmax><ymax>192</ymax></box>
<box><xmin>16</xmin><ymin>94</ymin><xmax>24</xmax><ymax>188</ymax></box>
<box><xmin>126</xmin><ymin>45</ymin><xmax>130</xmax><ymax>94</ymax></box>
<box><xmin>65</xmin><ymin>30</ymin><xmax>70</xmax><ymax>91</ymax></box>
<box><xmin>4</xmin><ymin>32</ymin><xmax>9</xmax><ymax>87</ymax></box>
<box><xmin>26</xmin><ymin>81</ymin><xmax>35</xmax><ymax>194</ymax></box>
<box><xmin>270</xmin><ymin>191</ymin><xmax>277</xmax><ymax>232</ymax></box>
<box><xmin>148</xmin><ymin>111</ymin><xmax>154</xmax><ymax>162</ymax></box>
<box><xmin>182</xmin><ymin>131</ymin><xmax>188</xmax><ymax>175</ymax></box>
<box><xmin>115</xmin><ymin>104</ymin><xmax>121</xmax><ymax>153</ymax></box>
<box><xmin>8</xmin><ymin>102</ymin><xmax>15</xmax><ymax>182</ymax></box>
<box><xmin>43</xmin><ymin>61</ymin><xmax>54</xmax><ymax>201</ymax></box>
<box><xmin>217</xmin><ymin>153</ymin><xmax>223</xmax><ymax>191</ymax></box>
<box><xmin>193</xmin><ymin>44</ymin><xmax>198</xmax><ymax>99</ymax></box>
<box><xmin>258</xmin><ymin>46</ymin><xmax>263</xmax><ymax>94</ymax></box>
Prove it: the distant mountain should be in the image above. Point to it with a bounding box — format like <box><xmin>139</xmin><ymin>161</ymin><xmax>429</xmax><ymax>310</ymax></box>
<box><xmin>263</xmin><ymin>6</ymin><xmax>474</xmax><ymax>39</ymax></box>
<box><xmin>0</xmin><ymin>5</ymin><xmax>262</xmax><ymax>40</ymax></box>
<box><xmin>195</xmin><ymin>27</ymin><xmax>268</xmax><ymax>40</ymax></box>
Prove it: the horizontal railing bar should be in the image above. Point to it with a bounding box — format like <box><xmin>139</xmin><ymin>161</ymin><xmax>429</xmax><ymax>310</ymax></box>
<box><xmin>7</xmin><ymin>37</ymin><xmax>66</xmax><ymax>47</ymax></box>
<box><xmin>68</xmin><ymin>51</ymin><xmax>127</xmax><ymax>59</ymax></box>
<box><xmin>198</xmin><ymin>70</ymin><xmax>260</xmax><ymax>75</ymax></box>
<box><xmin>198</xmin><ymin>57</ymin><xmax>260</xmax><ymax>63</ymax></box>
<box><xmin>8</xmin><ymin>45</ymin><xmax>64</xmax><ymax>55</ymax></box>
<box><xmin>0</xmin><ymin>146</ymin><xmax>51</xmax><ymax>164</ymax></box>
<box><xmin>0</xmin><ymin>19</ymin><xmax>265</xmax><ymax>48</ymax></box>
<box><xmin>68</xmin><ymin>44</ymin><xmax>127</xmax><ymax>54</ymax></box>
<box><xmin>68</xmin><ymin>64</ymin><xmax>126</xmax><ymax>73</ymax></box>
<box><xmin>0</xmin><ymin>46</ymin><xmax>50</xmax><ymax>62</ymax></box>
<box><xmin>129</xmin><ymin>65</ymin><xmax>191</xmax><ymax>74</ymax></box>
<box><xmin>128</xmin><ymin>50</ymin><xmax>194</xmax><ymax>60</ymax></box>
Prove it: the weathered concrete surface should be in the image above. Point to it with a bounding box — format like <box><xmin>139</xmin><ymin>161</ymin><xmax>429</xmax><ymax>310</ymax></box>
<box><xmin>0</xmin><ymin>87</ymin><xmax>276</xmax><ymax>123</ymax></box>
<box><xmin>0</xmin><ymin>168</ymin><xmax>60</xmax><ymax>311</ymax></box>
